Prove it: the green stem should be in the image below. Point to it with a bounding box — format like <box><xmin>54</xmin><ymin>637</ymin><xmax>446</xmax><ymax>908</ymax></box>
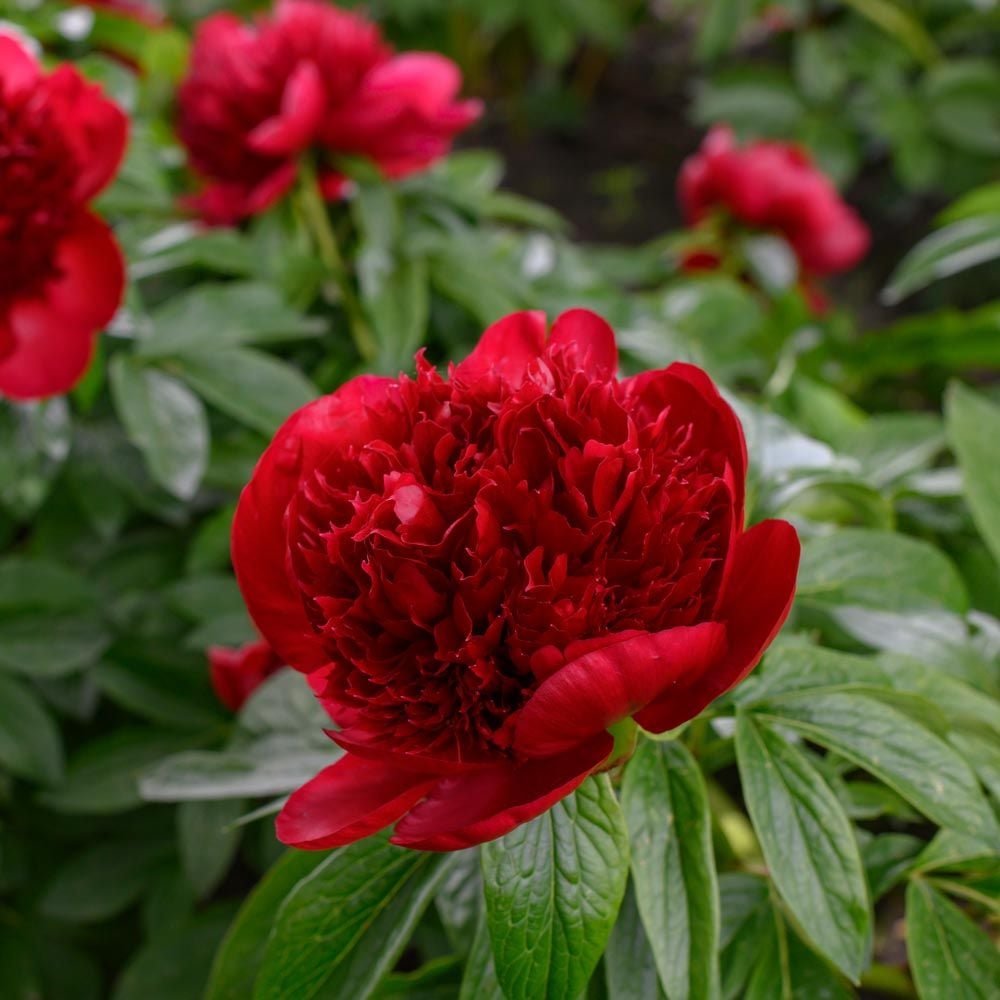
<box><xmin>859</xmin><ymin>963</ymin><xmax>916</xmax><ymax>999</ymax></box>
<box><xmin>297</xmin><ymin>163</ymin><xmax>377</xmax><ymax>363</ymax></box>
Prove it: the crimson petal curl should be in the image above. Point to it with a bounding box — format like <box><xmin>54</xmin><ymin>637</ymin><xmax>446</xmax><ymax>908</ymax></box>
<box><xmin>276</xmin><ymin>755</ymin><xmax>438</xmax><ymax>850</ymax></box>
<box><xmin>452</xmin><ymin>310</ymin><xmax>546</xmax><ymax>389</ymax></box>
<box><xmin>513</xmin><ymin>622</ymin><xmax>727</xmax><ymax>758</ymax></box>
<box><xmin>634</xmin><ymin>518</ymin><xmax>800</xmax><ymax>733</ymax></box>
<box><xmin>390</xmin><ymin>732</ymin><xmax>613</xmax><ymax>852</ymax></box>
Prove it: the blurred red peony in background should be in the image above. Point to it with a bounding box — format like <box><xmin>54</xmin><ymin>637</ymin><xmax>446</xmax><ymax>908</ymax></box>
<box><xmin>176</xmin><ymin>0</ymin><xmax>481</xmax><ymax>225</ymax></box>
<box><xmin>0</xmin><ymin>32</ymin><xmax>126</xmax><ymax>400</ymax></box>
<box><xmin>232</xmin><ymin>308</ymin><xmax>800</xmax><ymax>851</ymax></box>
<box><xmin>209</xmin><ymin>639</ymin><xmax>284</xmax><ymax>711</ymax></box>
<box><xmin>679</xmin><ymin>125</ymin><xmax>870</xmax><ymax>277</ymax></box>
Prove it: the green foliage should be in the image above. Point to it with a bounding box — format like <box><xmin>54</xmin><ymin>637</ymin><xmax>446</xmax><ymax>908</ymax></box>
<box><xmin>1</xmin><ymin>3</ymin><xmax>999</xmax><ymax>998</ymax></box>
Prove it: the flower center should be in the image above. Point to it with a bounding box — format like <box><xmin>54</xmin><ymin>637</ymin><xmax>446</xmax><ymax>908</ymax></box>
<box><xmin>294</xmin><ymin>365</ymin><xmax>733</xmax><ymax>759</ymax></box>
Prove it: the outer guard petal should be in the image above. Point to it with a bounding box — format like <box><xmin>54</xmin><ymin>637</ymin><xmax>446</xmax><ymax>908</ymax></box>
<box><xmin>513</xmin><ymin>623</ymin><xmax>726</xmax><ymax>757</ymax></box>
<box><xmin>276</xmin><ymin>755</ymin><xmax>438</xmax><ymax>849</ymax></box>
<box><xmin>390</xmin><ymin>732</ymin><xmax>613</xmax><ymax>851</ymax></box>
<box><xmin>634</xmin><ymin>519</ymin><xmax>799</xmax><ymax>733</ymax></box>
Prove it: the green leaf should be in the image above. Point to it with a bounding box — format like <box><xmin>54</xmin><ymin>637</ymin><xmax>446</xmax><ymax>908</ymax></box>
<box><xmin>110</xmin><ymin>356</ymin><xmax>209</xmax><ymax>500</ymax></box>
<box><xmin>254</xmin><ymin>834</ymin><xmax>448</xmax><ymax>1000</ymax></box>
<box><xmin>924</xmin><ymin>59</ymin><xmax>1000</xmax><ymax>156</ymax></box>
<box><xmin>718</xmin><ymin>875</ymin><xmax>771</xmax><ymax>1000</ymax></box>
<box><xmin>797</xmin><ymin>529</ymin><xmax>968</xmax><ymax>614</ymax></box>
<box><xmin>0</xmin><ymin>674</ymin><xmax>63</xmax><ymax>784</ymax></box>
<box><xmin>735</xmin><ymin>713</ymin><xmax>870</xmax><ymax>981</ymax></box>
<box><xmin>481</xmin><ymin>774</ymin><xmax>629</xmax><ymax>1000</ymax></box>
<box><xmin>946</xmin><ymin>382</ymin><xmax>1000</xmax><ymax>565</ymax></box>
<box><xmin>365</xmin><ymin>255</ymin><xmax>430</xmax><ymax>374</ymax></box>
<box><xmin>939</xmin><ymin>180</ymin><xmax>1000</xmax><ymax>224</ymax></box>
<box><xmin>0</xmin><ymin>559</ymin><xmax>109</xmax><ymax>678</ymax></box>
<box><xmin>206</xmin><ymin>851</ymin><xmax>328</xmax><ymax>1000</ymax></box>
<box><xmin>621</xmin><ymin>740</ymin><xmax>719</xmax><ymax>1000</ymax></box>
<box><xmin>40</xmin><ymin>728</ymin><xmax>204</xmax><ymax>815</ymax></box>
<box><xmin>170</xmin><ymin>347</ymin><xmax>316</xmax><ymax>436</ymax></box>
<box><xmin>178</xmin><ymin>798</ymin><xmax>245</xmax><ymax>899</ymax></box>
<box><xmin>884</xmin><ymin>215</ymin><xmax>1000</xmax><ymax>303</ymax></box>
<box><xmin>459</xmin><ymin>906</ymin><xmax>504</xmax><ymax>1000</ymax></box>
<box><xmin>754</xmin><ymin>690</ymin><xmax>998</xmax><ymax>839</ymax></box>
<box><xmin>113</xmin><ymin>907</ymin><xmax>234</xmax><ymax>1000</ymax></box>
<box><xmin>694</xmin><ymin>68</ymin><xmax>804</xmax><ymax>136</ymax></box>
<box><xmin>140</xmin><ymin>282</ymin><xmax>322</xmax><ymax>358</ymax></box>
<box><xmin>0</xmin><ymin>397</ymin><xmax>71</xmax><ymax>519</ymax></box>
<box><xmin>861</xmin><ymin>834</ymin><xmax>923</xmax><ymax>901</ymax></box>
<box><xmin>793</xmin><ymin>30</ymin><xmax>848</xmax><ymax>103</ymax></box>
<box><xmin>604</xmin><ymin>880</ymin><xmax>665</xmax><ymax>1000</ymax></box>
<box><xmin>696</xmin><ymin>0</ymin><xmax>752</xmax><ymax>62</ymax></box>
<box><xmin>435</xmin><ymin>849</ymin><xmax>482</xmax><ymax>956</ymax></box>
<box><xmin>40</xmin><ymin>840</ymin><xmax>171</xmax><ymax>923</ymax></box>
<box><xmin>905</xmin><ymin>880</ymin><xmax>1000</xmax><ymax>999</ymax></box>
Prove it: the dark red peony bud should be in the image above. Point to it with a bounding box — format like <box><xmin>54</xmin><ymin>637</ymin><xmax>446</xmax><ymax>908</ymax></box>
<box><xmin>208</xmin><ymin>639</ymin><xmax>284</xmax><ymax>712</ymax></box>
<box><xmin>0</xmin><ymin>32</ymin><xmax>127</xmax><ymax>400</ymax></box>
<box><xmin>176</xmin><ymin>0</ymin><xmax>481</xmax><ymax>225</ymax></box>
<box><xmin>232</xmin><ymin>309</ymin><xmax>800</xmax><ymax>851</ymax></box>
<box><xmin>679</xmin><ymin>126</ymin><xmax>869</xmax><ymax>276</ymax></box>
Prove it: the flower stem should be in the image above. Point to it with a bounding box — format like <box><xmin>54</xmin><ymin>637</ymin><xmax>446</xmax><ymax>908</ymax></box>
<box><xmin>297</xmin><ymin>163</ymin><xmax>377</xmax><ymax>364</ymax></box>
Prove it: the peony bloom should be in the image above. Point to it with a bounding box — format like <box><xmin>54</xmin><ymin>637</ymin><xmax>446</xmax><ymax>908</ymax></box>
<box><xmin>0</xmin><ymin>33</ymin><xmax>127</xmax><ymax>400</ymax></box>
<box><xmin>232</xmin><ymin>309</ymin><xmax>800</xmax><ymax>851</ymax></box>
<box><xmin>679</xmin><ymin>126</ymin><xmax>869</xmax><ymax>276</ymax></box>
<box><xmin>209</xmin><ymin>639</ymin><xmax>284</xmax><ymax>711</ymax></box>
<box><xmin>176</xmin><ymin>0</ymin><xmax>481</xmax><ymax>225</ymax></box>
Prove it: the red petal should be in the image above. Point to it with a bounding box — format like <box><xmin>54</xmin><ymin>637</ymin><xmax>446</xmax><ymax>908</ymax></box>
<box><xmin>47</xmin><ymin>65</ymin><xmax>128</xmax><ymax>202</ymax></box>
<box><xmin>634</xmin><ymin>519</ymin><xmax>799</xmax><ymax>733</ymax></box>
<box><xmin>452</xmin><ymin>311</ymin><xmax>546</xmax><ymax>390</ymax></box>
<box><xmin>232</xmin><ymin>377</ymin><xmax>394</xmax><ymax>673</ymax></box>
<box><xmin>548</xmin><ymin>308</ymin><xmax>618</xmax><ymax>378</ymax></box>
<box><xmin>0</xmin><ymin>307</ymin><xmax>94</xmax><ymax>401</ymax></box>
<box><xmin>513</xmin><ymin>623</ymin><xmax>726</xmax><ymax>757</ymax></box>
<box><xmin>248</xmin><ymin>60</ymin><xmax>325</xmax><ymax>157</ymax></box>
<box><xmin>329</xmin><ymin>728</ymin><xmax>495</xmax><ymax>774</ymax></box>
<box><xmin>0</xmin><ymin>213</ymin><xmax>122</xmax><ymax>400</ymax></box>
<box><xmin>0</xmin><ymin>32</ymin><xmax>39</xmax><ymax>96</ymax></box>
<box><xmin>390</xmin><ymin>733</ymin><xmax>613</xmax><ymax>851</ymax></box>
<box><xmin>362</xmin><ymin>52</ymin><xmax>463</xmax><ymax>112</ymax></box>
<box><xmin>277</xmin><ymin>756</ymin><xmax>438</xmax><ymax>850</ymax></box>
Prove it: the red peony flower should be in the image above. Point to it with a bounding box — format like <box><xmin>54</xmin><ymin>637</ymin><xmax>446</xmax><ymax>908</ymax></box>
<box><xmin>209</xmin><ymin>639</ymin><xmax>284</xmax><ymax>711</ymax></box>
<box><xmin>679</xmin><ymin>126</ymin><xmax>869</xmax><ymax>276</ymax></box>
<box><xmin>0</xmin><ymin>33</ymin><xmax>127</xmax><ymax>401</ymax></box>
<box><xmin>176</xmin><ymin>0</ymin><xmax>481</xmax><ymax>225</ymax></box>
<box><xmin>232</xmin><ymin>309</ymin><xmax>800</xmax><ymax>851</ymax></box>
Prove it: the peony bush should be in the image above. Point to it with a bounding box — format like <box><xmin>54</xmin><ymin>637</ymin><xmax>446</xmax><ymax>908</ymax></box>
<box><xmin>0</xmin><ymin>3</ymin><xmax>998</xmax><ymax>1000</ymax></box>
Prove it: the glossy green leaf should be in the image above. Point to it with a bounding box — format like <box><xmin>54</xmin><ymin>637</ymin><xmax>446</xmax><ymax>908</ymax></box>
<box><xmin>0</xmin><ymin>674</ymin><xmax>63</xmax><ymax>784</ymax></box>
<box><xmin>735</xmin><ymin>713</ymin><xmax>870</xmax><ymax>981</ymax></box>
<box><xmin>110</xmin><ymin>357</ymin><xmax>209</xmax><ymax>500</ymax></box>
<box><xmin>140</xmin><ymin>281</ymin><xmax>322</xmax><ymax>358</ymax></box>
<box><xmin>171</xmin><ymin>347</ymin><xmax>316</xmax><ymax>435</ymax></box>
<box><xmin>621</xmin><ymin>740</ymin><xmax>719</xmax><ymax>1000</ymax></box>
<box><xmin>946</xmin><ymin>382</ymin><xmax>1000</xmax><ymax>565</ymax></box>
<box><xmin>481</xmin><ymin>774</ymin><xmax>629</xmax><ymax>1000</ymax></box>
<box><xmin>604</xmin><ymin>880</ymin><xmax>665</xmax><ymax>1000</ymax></box>
<box><xmin>797</xmin><ymin>529</ymin><xmax>968</xmax><ymax>613</ymax></box>
<box><xmin>459</xmin><ymin>907</ymin><xmax>504</xmax><ymax>1000</ymax></box>
<box><xmin>178</xmin><ymin>798</ymin><xmax>245</xmax><ymax>899</ymax></box>
<box><xmin>40</xmin><ymin>840</ymin><xmax>170</xmax><ymax>923</ymax></box>
<box><xmin>206</xmin><ymin>851</ymin><xmax>327</xmax><ymax>1000</ymax></box>
<box><xmin>905</xmin><ymin>879</ymin><xmax>1000</xmax><ymax>998</ymax></box>
<box><xmin>884</xmin><ymin>215</ymin><xmax>1000</xmax><ymax>303</ymax></box>
<box><xmin>755</xmin><ymin>690</ymin><xmax>997</xmax><ymax>839</ymax></box>
<box><xmin>254</xmin><ymin>835</ymin><xmax>447</xmax><ymax>1000</ymax></box>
